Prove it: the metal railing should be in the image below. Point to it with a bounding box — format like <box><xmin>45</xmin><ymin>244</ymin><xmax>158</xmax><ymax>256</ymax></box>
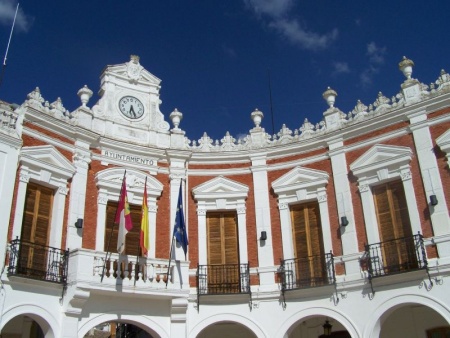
<box><xmin>280</xmin><ymin>252</ymin><xmax>335</xmax><ymax>291</ymax></box>
<box><xmin>364</xmin><ymin>233</ymin><xmax>428</xmax><ymax>279</ymax></box>
<box><xmin>7</xmin><ymin>237</ymin><xmax>69</xmax><ymax>284</ymax></box>
<box><xmin>197</xmin><ymin>263</ymin><xmax>250</xmax><ymax>295</ymax></box>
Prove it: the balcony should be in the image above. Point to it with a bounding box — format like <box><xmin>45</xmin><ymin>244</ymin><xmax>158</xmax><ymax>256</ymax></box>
<box><xmin>197</xmin><ymin>263</ymin><xmax>251</xmax><ymax>296</ymax></box>
<box><xmin>67</xmin><ymin>248</ymin><xmax>190</xmax><ymax>293</ymax></box>
<box><xmin>280</xmin><ymin>252</ymin><xmax>336</xmax><ymax>292</ymax></box>
<box><xmin>364</xmin><ymin>233</ymin><xmax>428</xmax><ymax>279</ymax></box>
<box><xmin>7</xmin><ymin>238</ymin><xmax>69</xmax><ymax>284</ymax></box>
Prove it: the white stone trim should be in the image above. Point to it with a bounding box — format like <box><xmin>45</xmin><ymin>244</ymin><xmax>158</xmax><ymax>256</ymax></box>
<box><xmin>12</xmin><ymin>145</ymin><xmax>75</xmax><ymax>249</ymax></box>
<box><xmin>271</xmin><ymin>166</ymin><xmax>332</xmax><ymax>259</ymax></box>
<box><xmin>94</xmin><ymin>168</ymin><xmax>162</xmax><ymax>258</ymax></box>
<box><xmin>436</xmin><ymin>128</ymin><xmax>450</xmax><ymax>167</ymax></box>
<box><xmin>192</xmin><ymin>176</ymin><xmax>249</xmax><ymax>265</ymax></box>
<box><xmin>350</xmin><ymin>144</ymin><xmax>421</xmax><ymax>245</ymax></box>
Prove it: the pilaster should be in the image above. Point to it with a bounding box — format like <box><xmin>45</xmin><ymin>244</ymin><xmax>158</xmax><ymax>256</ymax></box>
<box><xmin>408</xmin><ymin>110</ymin><xmax>450</xmax><ymax>256</ymax></box>
<box><xmin>250</xmin><ymin>153</ymin><xmax>275</xmax><ymax>287</ymax></box>
<box><xmin>328</xmin><ymin>139</ymin><xmax>360</xmax><ymax>277</ymax></box>
<box><xmin>66</xmin><ymin>140</ymin><xmax>92</xmax><ymax>250</ymax></box>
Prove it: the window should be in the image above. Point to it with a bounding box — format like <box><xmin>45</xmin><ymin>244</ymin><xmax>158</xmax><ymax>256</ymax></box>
<box><xmin>104</xmin><ymin>201</ymin><xmax>142</xmax><ymax>256</ymax></box>
<box><xmin>373</xmin><ymin>180</ymin><xmax>417</xmax><ymax>272</ymax></box>
<box><xmin>207</xmin><ymin>211</ymin><xmax>240</xmax><ymax>293</ymax></box>
<box><xmin>290</xmin><ymin>201</ymin><xmax>327</xmax><ymax>287</ymax></box>
<box><xmin>19</xmin><ymin>182</ymin><xmax>53</xmax><ymax>276</ymax></box>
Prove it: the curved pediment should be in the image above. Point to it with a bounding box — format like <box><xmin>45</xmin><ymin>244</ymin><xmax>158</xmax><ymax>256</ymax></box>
<box><xmin>95</xmin><ymin>168</ymin><xmax>163</xmax><ymax>198</ymax></box>
<box><xmin>272</xmin><ymin>166</ymin><xmax>329</xmax><ymax>196</ymax></box>
<box><xmin>192</xmin><ymin>176</ymin><xmax>249</xmax><ymax>201</ymax></box>
<box><xmin>350</xmin><ymin>144</ymin><xmax>412</xmax><ymax>178</ymax></box>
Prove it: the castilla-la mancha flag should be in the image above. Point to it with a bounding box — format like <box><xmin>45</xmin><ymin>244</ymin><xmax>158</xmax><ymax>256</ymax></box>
<box><xmin>116</xmin><ymin>177</ymin><xmax>133</xmax><ymax>254</ymax></box>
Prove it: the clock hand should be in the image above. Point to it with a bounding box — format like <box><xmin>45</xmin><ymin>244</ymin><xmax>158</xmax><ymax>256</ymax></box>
<box><xmin>129</xmin><ymin>105</ymin><xmax>136</xmax><ymax>118</ymax></box>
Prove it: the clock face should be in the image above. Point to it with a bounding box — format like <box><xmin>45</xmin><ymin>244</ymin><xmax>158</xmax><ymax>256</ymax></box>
<box><xmin>118</xmin><ymin>96</ymin><xmax>144</xmax><ymax>119</ymax></box>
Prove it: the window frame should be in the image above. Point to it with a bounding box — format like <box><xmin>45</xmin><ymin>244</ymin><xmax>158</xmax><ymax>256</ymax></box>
<box><xmin>94</xmin><ymin>168</ymin><xmax>163</xmax><ymax>258</ymax></box>
<box><xmin>12</xmin><ymin>145</ymin><xmax>75</xmax><ymax>249</ymax></box>
<box><xmin>272</xmin><ymin>166</ymin><xmax>332</xmax><ymax>260</ymax></box>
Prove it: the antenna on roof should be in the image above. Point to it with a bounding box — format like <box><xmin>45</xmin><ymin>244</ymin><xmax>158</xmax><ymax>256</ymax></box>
<box><xmin>267</xmin><ymin>69</ymin><xmax>275</xmax><ymax>136</ymax></box>
<box><xmin>0</xmin><ymin>2</ymin><xmax>19</xmax><ymax>88</ymax></box>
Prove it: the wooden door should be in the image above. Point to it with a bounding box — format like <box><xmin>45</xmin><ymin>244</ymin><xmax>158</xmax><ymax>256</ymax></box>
<box><xmin>20</xmin><ymin>183</ymin><xmax>53</xmax><ymax>277</ymax></box>
<box><xmin>373</xmin><ymin>180</ymin><xmax>417</xmax><ymax>272</ymax></box>
<box><xmin>290</xmin><ymin>201</ymin><xmax>326</xmax><ymax>287</ymax></box>
<box><xmin>207</xmin><ymin>211</ymin><xmax>239</xmax><ymax>293</ymax></box>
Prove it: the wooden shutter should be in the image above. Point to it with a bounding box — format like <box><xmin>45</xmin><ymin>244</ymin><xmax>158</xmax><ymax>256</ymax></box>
<box><xmin>20</xmin><ymin>182</ymin><xmax>53</xmax><ymax>274</ymax></box>
<box><xmin>290</xmin><ymin>201</ymin><xmax>326</xmax><ymax>287</ymax></box>
<box><xmin>104</xmin><ymin>201</ymin><xmax>141</xmax><ymax>255</ymax></box>
<box><xmin>206</xmin><ymin>211</ymin><xmax>239</xmax><ymax>293</ymax></box>
<box><xmin>373</xmin><ymin>180</ymin><xmax>416</xmax><ymax>271</ymax></box>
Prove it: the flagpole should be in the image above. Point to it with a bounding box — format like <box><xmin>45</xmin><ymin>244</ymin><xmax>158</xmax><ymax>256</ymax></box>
<box><xmin>135</xmin><ymin>176</ymin><xmax>147</xmax><ymax>285</ymax></box>
<box><xmin>101</xmin><ymin>170</ymin><xmax>126</xmax><ymax>282</ymax></box>
<box><xmin>165</xmin><ymin>236</ymin><xmax>175</xmax><ymax>288</ymax></box>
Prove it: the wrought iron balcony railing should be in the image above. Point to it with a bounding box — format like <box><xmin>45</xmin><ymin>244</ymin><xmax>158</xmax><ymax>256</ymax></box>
<box><xmin>197</xmin><ymin>263</ymin><xmax>251</xmax><ymax>296</ymax></box>
<box><xmin>7</xmin><ymin>237</ymin><xmax>69</xmax><ymax>284</ymax></box>
<box><xmin>280</xmin><ymin>252</ymin><xmax>335</xmax><ymax>291</ymax></box>
<box><xmin>364</xmin><ymin>233</ymin><xmax>428</xmax><ymax>279</ymax></box>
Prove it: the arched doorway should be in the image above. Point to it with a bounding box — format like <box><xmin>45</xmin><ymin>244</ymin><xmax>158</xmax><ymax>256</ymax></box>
<box><xmin>379</xmin><ymin>304</ymin><xmax>449</xmax><ymax>337</ymax></box>
<box><xmin>1</xmin><ymin>315</ymin><xmax>46</xmax><ymax>338</ymax></box>
<box><xmin>83</xmin><ymin>322</ymin><xmax>154</xmax><ymax>338</ymax></box>
<box><xmin>197</xmin><ymin>321</ymin><xmax>257</xmax><ymax>338</ymax></box>
<box><xmin>287</xmin><ymin>316</ymin><xmax>351</xmax><ymax>338</ymax></box>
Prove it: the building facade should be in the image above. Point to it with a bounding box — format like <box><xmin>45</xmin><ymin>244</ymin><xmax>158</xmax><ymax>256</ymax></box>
<box><xmin>0</xmin><ymin>55</ymin><xmax>449</xmax><ymax>337</ymax></box>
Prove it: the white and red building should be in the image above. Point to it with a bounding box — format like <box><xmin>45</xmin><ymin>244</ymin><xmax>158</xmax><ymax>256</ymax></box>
<box><xmin>0</xmin><ymin>55</ymin><xmax>449</xmax><ymax>337</ymax></box>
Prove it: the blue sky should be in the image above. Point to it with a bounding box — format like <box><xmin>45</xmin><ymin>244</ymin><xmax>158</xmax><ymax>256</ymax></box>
<box><xmin>0</xmin><ymin>0</ymin><xmax>449</xmax><ymax>141</ymax></box>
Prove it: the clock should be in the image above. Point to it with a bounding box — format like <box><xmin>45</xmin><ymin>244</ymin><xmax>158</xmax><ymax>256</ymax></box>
<box><xmin>118</xmin><ymin>96</ymin><xmax>144</xmax><ymax>119</ymax></box>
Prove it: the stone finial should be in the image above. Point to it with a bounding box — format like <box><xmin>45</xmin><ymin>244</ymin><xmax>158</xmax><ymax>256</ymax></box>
<box><xmin>77</xmin><ymin>85</ymin><xmax>93</xmax><ymax>107</ymax></box>
<box><xmin>399</xmin><ymin>56</ymin><xmax>414</xmax><ymax>79</ymax></box>
<box><xmin>169</xmin><ymin>108</ymin><xmax>183</xmax><ymax>129</ymax></box>
<box><xmin>251</xmin><ymin>108</ymin><xmax>264</xmax><ymax>127</ymax></box>
<box><xmin>323</xmin><ymin>87</ymin><xmax>338</xmax><ymax>108</ymax></box>
<box><xmin>130</xmin><ymin>55</ymin><xmax>140</xmax><ymax>64</ymax></box>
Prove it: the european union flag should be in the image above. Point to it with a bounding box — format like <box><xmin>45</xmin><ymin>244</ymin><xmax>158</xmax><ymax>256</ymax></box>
<box><xmin>173</xmin><ymin>182</ymin><xmax>188</xmax><ymax>256</ymax></box>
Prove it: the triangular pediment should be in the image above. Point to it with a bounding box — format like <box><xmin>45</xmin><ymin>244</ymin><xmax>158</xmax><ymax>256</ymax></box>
<box><xmin>350</xmin><ymin>144</ymin><xmax>412</xmax><ymax>177</ymax></box>
<box><xmin>102</xmin><ymin>62</ymin><xmax>161</xmax><ymax>86</ymax></box>
<box><xmin>20</xmin><ymin>145</ymin><xmax>75</xmax><ymax>179</ymax></box>
<box><xmin>192</xmin><ymin>176</ymin><xmax>249</xmax><ymax>200</ymax></box>
<box><xmin>272</xmin><ymin>166</ymin><xmax>329</xmax><ymax>195</ymax></box>
<box><xmin>436</xmin><ymin>129</ymin><xmax>450</xmax><ymax>152</ymax></box>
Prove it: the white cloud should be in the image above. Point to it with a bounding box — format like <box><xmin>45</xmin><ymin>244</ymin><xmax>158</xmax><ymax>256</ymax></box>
<box><xmin>244</xmin><ymin>0</ymin><xmax>338</xmax><ymax>51</ymax></box>
<box><xmin>0</xmin><ymin>0</ymin><xmax>32</xmax><ymax>32</ymax></box>
<box><xmin>243</xmin><ymin>0</ymin><xmax>293</xmax><ymax>18</ymax></box>
<box><xmin>222</xmin><ymin>44</ymin><xmax>237</xmax><ymax>58</ymax></box>
<box><xmin>367</xmin><ymin>42</ymin><xmax>386</xmax><ymax>64</ymax></box>
<box><xmin>332</xmin><ymin>61</ymin><xmax>350</xmax><ymax>75</ymax></box>
<box><xmin>359</xmin><ymin>42</ymin><xmax>387</xmax><ymax>86</ymax></box>
<box><xmin>270</xmin><ymin>19</ymin><xmax>338</xmax><ymax>51</ymax></box>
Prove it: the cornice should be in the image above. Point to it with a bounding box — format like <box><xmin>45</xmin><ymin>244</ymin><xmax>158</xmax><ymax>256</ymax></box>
<box><xmin>22</xmin><ymin>127</ymin><xmax>75</xmax><ymax>153</ymax></box>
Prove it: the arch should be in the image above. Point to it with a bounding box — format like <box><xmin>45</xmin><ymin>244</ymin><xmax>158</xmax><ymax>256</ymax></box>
<box><xmin>363</xmin><ymin>293</ymin><xmax>450</xmax><ymax>338</ymax></box>
<box><xmin>190</xmin><ymin>313</ymin><xmax>267</xmax><ymax>338</ymax></box>
<box><xmin>1</xmin><ymin>303</ymin><xmax>60</xmax><ymax>338</ymax></box>
<box><xmin>274</xmin><ymin>307</ymin><xmax>360</xmax><ymax>338</ymax></box>
<box><xmin>79</xmin><ymin>312</ymin><xmax>169</xmax><ymax>338</ymax></box>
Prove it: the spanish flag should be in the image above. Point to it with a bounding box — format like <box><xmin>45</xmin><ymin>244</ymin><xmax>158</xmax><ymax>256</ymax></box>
<box><xmin>140</xmin><ymin>178</ymin><xmax>149</xmax><ymax>256</ymax></box>
<box><xmin>116</xmin><ymin>176</ymin><xmax>133</xmax><ymax>254</ymax></box>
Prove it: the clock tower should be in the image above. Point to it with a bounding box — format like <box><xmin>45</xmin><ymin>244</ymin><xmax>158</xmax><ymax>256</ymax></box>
<box><xmin>87</xmin><ymin>55</ymin><xmax>171</xmax><ymax>147</ymax></box>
